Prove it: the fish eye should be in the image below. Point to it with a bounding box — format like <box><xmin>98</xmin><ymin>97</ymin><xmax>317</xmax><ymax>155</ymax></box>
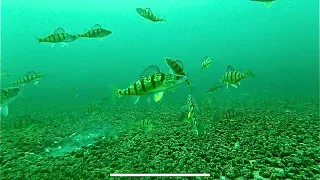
<box><xmin>175</xmin><ymin>76</ymin><xmax>181</xmax><ymax>80</ymax></box>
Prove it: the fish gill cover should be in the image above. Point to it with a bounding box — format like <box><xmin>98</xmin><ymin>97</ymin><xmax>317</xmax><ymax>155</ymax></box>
<box><xmin>0</xmin><ymin>0</ymin><xmax>319</xmax><ymax>180</ymax></box>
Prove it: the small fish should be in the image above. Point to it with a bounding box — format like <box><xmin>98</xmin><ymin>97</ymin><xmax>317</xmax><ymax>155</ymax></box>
<box><xmin>9</xmin><ymin>71</ymin><xmax>45</xmax><ymax>86</ymax></box>
<box><xmin>220</xmin><ymin>65</ymin><xmax>253</xmax><ymax>89</ymax></box>
<box><xmin>1</xmin><ymin>72</ymin><xmax>11</xmax><ymax>77</ymax></box>
<box><xmin>250</xmin><ymin>0</ymin><xmax>275</xmax><ymax>7</ymax></box>
<box><xmin>136</xmin><ymin>8</ymin><xmax>166</xmax><ymax>22</ymax></box>
<box><xmin>201</xmin><ymin>56</ymin><xmax>214</xmax><ymax>70</ymax></box>
<box><xmin>206</xmin><ymin>85</ymin><xmax>223</xmax><ymax>93</ymax></box>
<box><xmin>10</xmin><ymin>115</ymin><xmax>35</xmax><ymax>129</ymax></box>
<box><xmin>86</xmin><ymin>104</ymin><xmax>99</xmax><ymax>115</ymax></box>
<box><xmin>1</xmin><ymin>87</ymin><xmax>23</xmax><ymax>117</ymax></box>
<box><xmin>189</xmin><ymin>112</ymin><xmax>205</xmax><ymax>136</ymax></box>
<box><xmin>37</xmin><ymin>27</ymin><xmax>78</xmax><ymax>47</ymax></box>
<box><xmin>134</xmin><ymin>119</ymin><xmax>153</xmax><ymax>132</ymax></box>
<box><xmin>222</xmin><ymin>108</ymin><xmax>237</xmax><ymax>120</ymax></box>
<box><xmin>116</xmin><ymin>73</ymin><xmax>186</xmax><ymax>104</ymax></box>
<box><xmin>77</xmin><ymin>24</ymin><xmax>112</xmax><ymax>41</ymax></box>
<box><xmin>180</xmin><ymin>95</ymin><xmax>199</xmax><ymax>120</ymax></box>
<box><xmin>165</xmin><ymin>57</ymin><xmax>192</xmax><ymax>86</ymax></box>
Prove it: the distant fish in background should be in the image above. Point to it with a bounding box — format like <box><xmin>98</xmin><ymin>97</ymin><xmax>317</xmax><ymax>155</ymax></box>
<box><xmin>86</xmin><ymin>104</ymin><xmax>99</xmax><ymax>116</ymax></box>
<box><xmin>133</xmin><ymin>119</ymin><xmax>153</xmax><ymax>132</ymax></box>
<box><xmin>180</xmin><ymin>95</ymin><xmax>199</xmax><ymax>120</ymax></box>
<box><xmin>1</xmin><ymin>72</ymin><xmax>11</xmax><ymax>78</ymax></box>
<box><xmin>205</xmin><ymin>84</ymin><xmax>223</xmax><ymax>93</ymax></box>
<box><xmin>250</xmin><ymin>0</ymin><xmax>276</xmax><ymax>8</ymax></box>
<box><xmin>220</xmin><ymin>65</ymin><xmax>254</xmax><ymax>89</ymax></box>
<box><xmin>37</xmin><ymin>27</ymin><xmax>78</xmax><ymax>47</ymax></box>
<box><xmin>200</xmin><ymin>56</ymin><xmax>214</xmax><ymax>71</ymax></box>
<box><xmin>1</xmin><ymin>87</ymin><xmax>23</xmax><ymax>117</ymax></box>
<box><xmin>180</xmin><ymin>95</ymin><xmax>205</xmax><ymax>136</ymax></box>
<box><xmin>9</xmin><ymin>71</ymin><xmax>45</xmax><ymax>86</ymax></box>
<box><xmin>222</xmin><ymin>108</ymin><xmax>238</xmax><ymax>120</ymax></box>
<box><xmin>6</xmin><ymin>115</ymin><xmax>38</xmax><ymax>129</ymax></box>
<box><xmin>77</xmin><ymin>24</ymin><xmax>112</xmax><ymax>41</ymax></box>
<box><xmin>136</xmin><ymin>8</ymin><xmax>166</xmax><ymax>22</ymax></box>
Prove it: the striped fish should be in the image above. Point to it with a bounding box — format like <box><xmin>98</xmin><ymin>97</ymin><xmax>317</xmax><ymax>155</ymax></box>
<box><xmin>206</xmin><ymin>84</ymin><xmax>223</xmax><ymax>93</ymax></box>
<box><xmin>10</xmin><ymin>115</ymin><xmax>35</xmax><ymax>129</ymax></box>
<box><xmin>86</xmin><ymin>104</ymin><xmax>99</xmax><ymax>115</ymax></box>
<box><xmin>190</xmin><ymin>113</ymin><xmax>205</xmax><ymax>136</ymax></box>
<box><xmin>1</xmin><ymin>72</ymin><xmax>10</xmax><ymax>78</ymax></box>
<box><xmin>136</xmin><ymin>8</ymin><xmax>166</xmax><ymax>22</ymax></box>
<box><xmin>222</xmin><ymin>108</ymin><xmax>237</xmax><ymax>120</ymax></box>
<box><xmin>77</xmin><ymin>24</ymin><xmax>112</xmax><ymax>40</ymax></box>
<box><xmin>116</xmin><ymin>73</ymin><xmax>186</xmax><ymax>104</ymax></box>
<box><xmin>37</xmin><ymin>28</ymin><xmax>78</xmax><ymax>47</ymax></box>
<box><xmin>201</xmin><ymin>56</ymin><xmax>213</xmax><ymax>70</ymax></box>
<box><xmin>1</xmin><ymin>87</ymin><xmax>23</xmax><ymax>117</ymax></box>
<box><xmin>180</xmin><ymin>95</ymin><xmax>199</xmax><ymax>120</ymax></box>
<box><xmin>133</xmin><ymin>119</ymin><xmax>153</xmax><ymax>132</ymax></box>
<box><xmin>10</xmin><ymin>71</ymin><xmax>45</xmax><ymax>86</ymax></box>
<box><xmin>220</xmin><ymin>65</ymin><xmax>252</xmax><ymax>89</ymax></box>
<box><xmin>165</xmin><ymin>57</ymin><xmax>191</xmax><ymax>86</ymax></box>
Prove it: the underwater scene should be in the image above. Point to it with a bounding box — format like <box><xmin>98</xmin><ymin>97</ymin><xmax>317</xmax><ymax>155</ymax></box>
<box><xmin>1</xmin><ymin>0</ymin><xmax>319</xmax><ymax>179</ymax></box>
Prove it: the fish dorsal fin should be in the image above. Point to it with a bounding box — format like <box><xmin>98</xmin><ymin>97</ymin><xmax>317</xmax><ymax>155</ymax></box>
<box><xmin>140</xmin><ymin>65</ymin><xmax>161</xmax><ymax>78</ymax></box>
<box><xmin>91</xmin><ymin>24</ymin><xmax>101</xmax><ymax>30</ymax></box>
<box><xmin>226</xmin><ymin>65</ymin><xmax>236</xmax><ymax>72</ymax></box>
<box><xmin>25</xmin><ymin>71</ymin><xmax>37</xmax><ymax>77</ymax></box>
<box><xmin>54</xmin><ymin>27</ymin><xmax>65</xmax><ymax>34</ymax></box>
<box><xmin>175</xmin><ymin>60</ymin><xmax>184</xmax><ymax>69</ymax></box>
<box><xmin>145</xmin><ymin>8</ymin><xmax>153</xmax><ymax>13</ymax></box>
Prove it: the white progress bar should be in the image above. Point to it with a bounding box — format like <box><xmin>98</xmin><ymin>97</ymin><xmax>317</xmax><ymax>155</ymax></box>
<box><xmin>110</xmin><ymin>174</ymin><xmax>210</xmax><ymax>177</ymax></box>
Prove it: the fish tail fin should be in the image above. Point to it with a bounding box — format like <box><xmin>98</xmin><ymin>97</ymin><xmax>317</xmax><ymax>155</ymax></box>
<box><xmin>115</xmin><ymin>89</ymin><xmax>122</xmax><ymax>98</ymax></box>
<box><xmin>36</xmin><ymin>38</ymin><xmax>43</xmax><ymax>44</ymax></box>
<box><xmin>162</xmin><ymin>15</ymin><xmax>167</xmax><ymax>22</ymax></box>
<box><xmin>246</xmin><ymin>70</ymin><xmax>255</xmax><ymax>78</ymax></box>
<box><xmin>108</xmin><ymin>84</ymin><xmax>121</xmax><ymax>105</ymax></box>
<box><xmin>187</xmin><ymin>80</ymin><xmax>195</xmax><ymax>87</ymax></box>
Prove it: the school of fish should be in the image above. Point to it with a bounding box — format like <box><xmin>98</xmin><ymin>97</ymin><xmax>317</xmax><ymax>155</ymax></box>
<box><xmin>1</xmin><ymin>2</ymin><xmax>266</xmax><ymax>135</ymax></box>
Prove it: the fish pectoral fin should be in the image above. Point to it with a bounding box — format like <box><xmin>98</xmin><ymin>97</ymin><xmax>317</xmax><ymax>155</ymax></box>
<box><xmin>153</xmin><ymin>91</ymin><xmax>164</xmax><ymax>102</ymax></box>
<box><xmin>52</xmin><ymin>44</ymin><xmax>55</xmax><ymax>47</ymax></box>
<box><xmin>226</xmin><ymin>84</ymin><xmax>229</xmax><ymax>89</ymax></box>
<box><xmin>231</xmin><ymin>84</ymin><xmax>238</xmax><ymax>88</ymax></box>
<box><xmin>33</xmin><ymin>81</ymin><xmax>39</xmax><ymax>85</ymax></box>
<box><xmin>99</xmin><ymin>38</ymin><xmax>103</xmax><ymax>41</ymax></box>
<box><xmin>61</xmin><ymin>43</ymin><xmax>68</xmax><ymax>47</ymax></box>
<box><xmin>265</xmin><ymin>2</ymin><xmax>272</xmax><ymax>7</ymax></box>
<box><xmin>238</xmin><ymin>82</ymin><xmax>241</xmax><ymax>85</ymax></box>
<box><xmin>133</xmin><ymin>96</ymin><xmax>141</xmax><ymax>104</ymax></box>
<box><xmin>1</xmin><ymin>105</ymin><xmax>9</xmax><ymax>117</ymax></box>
